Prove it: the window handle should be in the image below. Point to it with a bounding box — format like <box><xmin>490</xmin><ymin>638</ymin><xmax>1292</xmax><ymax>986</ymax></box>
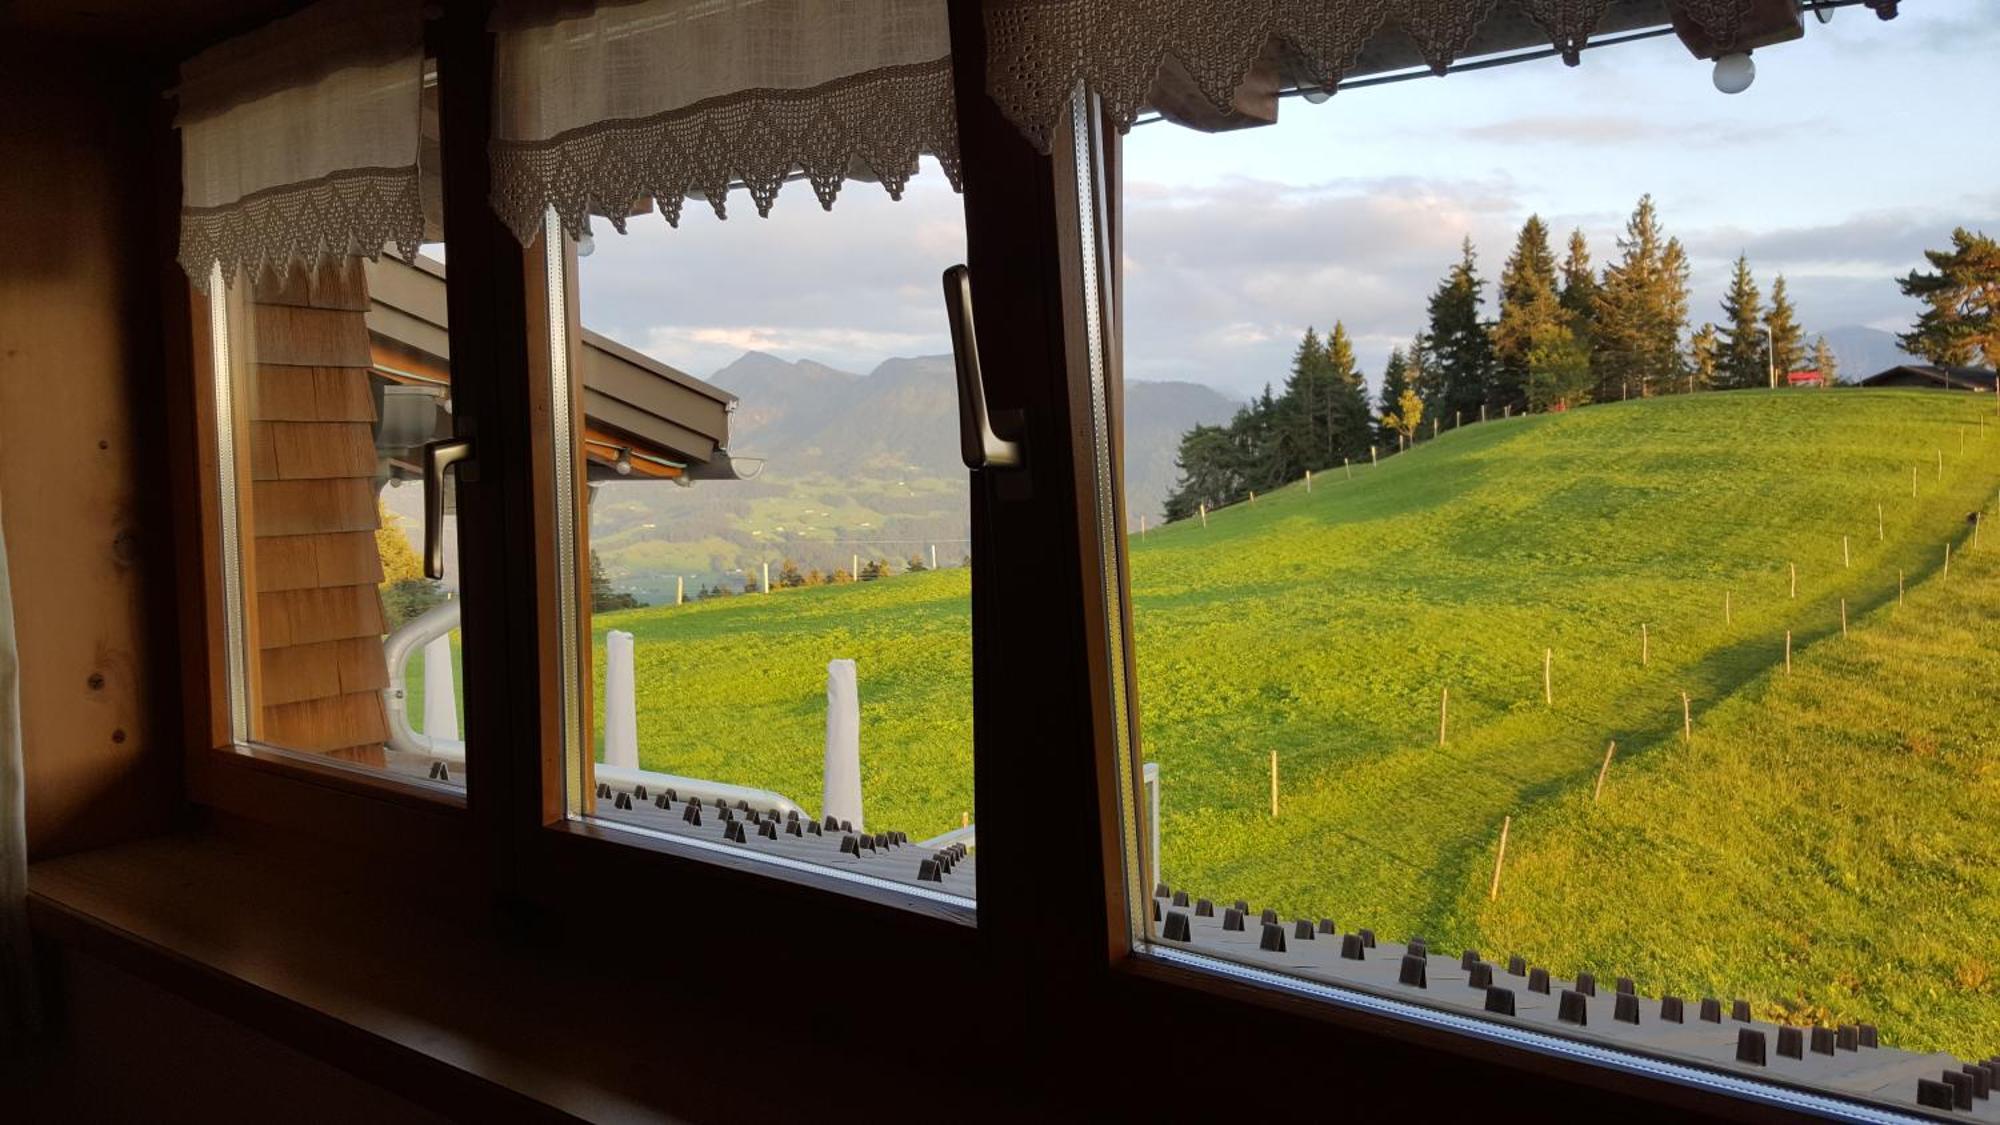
<box><xmin>942</xmin><ymin>265</ymin><xmax>1023</xmax><ymax>471</ymax></box>
<box><xmin>422</xmin><ymin>437</ymin><xmax>474</xmax><ymax>580</ymax></box>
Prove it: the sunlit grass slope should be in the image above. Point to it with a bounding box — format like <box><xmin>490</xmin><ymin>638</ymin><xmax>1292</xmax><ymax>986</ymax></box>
<box><xmin>589</xmin><ymin>388</ymin><xmax>2000</xmax><ymax>1053</ymax></box>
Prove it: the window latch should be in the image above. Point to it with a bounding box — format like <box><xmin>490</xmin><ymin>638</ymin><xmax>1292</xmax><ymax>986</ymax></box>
<box><xmin>422</xmin><ymin>437</ymin><xmax>474</xmax><ymax>580</ymax></box>
<box><xmin>942</xmin><ymin>265</ymin><xmax>1023</xmax><ymax>471</ymax></box>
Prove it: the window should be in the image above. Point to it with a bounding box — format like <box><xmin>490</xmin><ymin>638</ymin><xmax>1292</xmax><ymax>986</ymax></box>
<box><xmin>190</xmin><ymin>25</ymin><xmax>475</xmax><ymax>791</ymax></box>
<box><xmin>529</xmin><ymin>165</ymin><xmax>979</xmax><ymax>904</ymax></box>
<box><xmin>1041</xmin><ymin>3</ymin><xmax>2000</xmax><ymax>1117</ymax></box>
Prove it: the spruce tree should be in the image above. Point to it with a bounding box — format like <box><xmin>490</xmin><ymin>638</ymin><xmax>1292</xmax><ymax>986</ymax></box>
<box><xmin>1811</xmin><ymin>335</ymin><xmax>1839</xmax><ymax>385</ymax></box>
<box><xmin>1277</xmin><ymin>328</ymin><xmax>1329</xmax><ymax>479</ymax></box>
<box><xmin>1492</xmin><ymin>215</ymin><xmax>1563</xmax><ymax>413</ymax></box>
<box><xmin>1375</xmin><ymin>348</ymin><xmax>1412</xmax><ymax>448</ymax></box>
<box><xmin>1593</xmin><ymin>196</ymin><xmax>1691</xmax><ymax>399</ymax></box>
<box><xmin>1422</xmin><ymin>238</ymin><xmax>1495</xmax><ymax>423</ymax></box>
<box><xmin>1325</xmin><ymin>321</ymin><xmax>1373</xmax><ymax>460</ymax></box>
<box><xmin>1897</xmin><ymin>227</ymin><xmax>2000</xmax><ymax>367</ymax></box>
<box><xmin>1716</xmin><ymin>254</ymin><xmax>1766</xmax><ymax>389</ymax></box>
<box><xmin>1688</xmin><ymin>322</ymin><xmax>1720</xmax><ymax>390</ymax></box>
<box><xmin>1559</xmin><ymin>229</ymin><xmax>1599</xmax><ymax>329</ymax></box>
<box><xmin>1764</xmin><ymin>274</ymin><xmax>1805</xmax><ymax>378</ymax></box>
<box><xmin>1525</xmin><ymin>322</ymin><xmax>1593</xmax><ymax>412</ymax></box>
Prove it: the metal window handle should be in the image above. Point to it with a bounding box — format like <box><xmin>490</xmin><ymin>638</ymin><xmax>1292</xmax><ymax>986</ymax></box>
<box><xmin>942</xmin><ymin>265</ymin><xmax>1023</xmax><ymax>471</ymax></box>
<box><xmin>422</xmin><ymin>437</ymin><xmax>474</xmax><ymax>579</ymax></box>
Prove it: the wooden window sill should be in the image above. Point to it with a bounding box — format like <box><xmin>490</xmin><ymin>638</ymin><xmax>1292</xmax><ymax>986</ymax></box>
<box><xmin>25</xmin><ymin>825</ymin><xmax>986</xmax><ymax>1123</ymax></box>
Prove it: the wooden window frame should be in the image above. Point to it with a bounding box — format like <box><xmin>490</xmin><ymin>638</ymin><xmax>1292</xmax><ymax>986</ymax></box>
<box><xmin>153</xmin><ymin>4</ymin><xmax>1836</xmax><ymax>1118</ymax></box>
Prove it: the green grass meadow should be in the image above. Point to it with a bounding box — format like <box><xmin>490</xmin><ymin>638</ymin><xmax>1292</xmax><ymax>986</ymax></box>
<box><xmin>499</xmin><ymin>388</ymin><xmax>2000</xmax><ymax>1055</ymax></box>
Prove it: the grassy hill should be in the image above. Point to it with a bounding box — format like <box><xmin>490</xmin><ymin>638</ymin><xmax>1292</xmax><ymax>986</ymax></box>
<box><xmin>575</xmin><ymin>388</ymin><xmax>1999</xmax><ymax>1054</ymax></box>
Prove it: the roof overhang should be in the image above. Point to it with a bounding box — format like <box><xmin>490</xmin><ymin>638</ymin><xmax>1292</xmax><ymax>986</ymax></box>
<box><xmin>362</xmin><ymin>255</ymin><xmax>739</xmax><ymax>480</ymax></box>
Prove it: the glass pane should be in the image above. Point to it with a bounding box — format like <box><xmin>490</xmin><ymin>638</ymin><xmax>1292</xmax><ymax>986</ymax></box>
<box><xmin>1099</xmin><ymin>7</ymin><xmax>2000</xmax><ymax>1116</ymax></box>
<box><xmin>547</xmin><ymin>164</ymin><xmax>975</xmax><ymax>905</ymax></box>
<box><xmin>209</xmin><ymin>68</ymin><xmax>468</xmax><ymax>788</ymax></box>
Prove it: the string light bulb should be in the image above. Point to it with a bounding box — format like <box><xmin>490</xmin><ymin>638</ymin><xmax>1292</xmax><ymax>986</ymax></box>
<box><xmin>1712</xmin><ymin>52</ymin><xmax>1755</xmax><ymax>94</ymax></box>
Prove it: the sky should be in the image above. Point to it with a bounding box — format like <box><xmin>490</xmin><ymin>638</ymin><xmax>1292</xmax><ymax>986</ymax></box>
<box><xmin>578</xmin><ymin>0</ymin><xmax>2000</xmax><ymax>400</ymax></box>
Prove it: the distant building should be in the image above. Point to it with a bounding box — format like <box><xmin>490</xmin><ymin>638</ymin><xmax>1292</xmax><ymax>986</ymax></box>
<box><xmin>1859</xmin><ymin>364</ymin><xmax>1998</xmax><ymax>392</ymax></box>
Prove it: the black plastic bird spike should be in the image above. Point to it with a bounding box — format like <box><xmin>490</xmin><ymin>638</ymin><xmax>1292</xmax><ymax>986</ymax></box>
<box><xmin>1259</xmin><ymin>924</ymin><xmax>1287</xmax><ymax>953</ymax></box>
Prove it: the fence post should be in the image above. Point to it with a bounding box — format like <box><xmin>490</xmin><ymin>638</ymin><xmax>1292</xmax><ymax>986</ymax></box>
<box><xmin>1641</xmin><ymin>623</ymin><xmax>1649</xmax><ymax>667</ymax></box>
<box><xmin>1489</xmin><ymin>816</ymin><xmax>1511</xmax><ymax>901</ymax></box>
<box><xmin>931</xmin><ymin>544</ymin><xmax>938</xmax><ymax>570</ymax></box>
<box><xmin>1724</xmin><ymin>589</ymin><xmax>1732</xmax><ymax>626</ymax></box>
<box><xmin>1543</xmin><ymin>648</ymin><xmax>1553</xmax><ymax>706</ymax></box>
<box><xmin>1789</xmin><ymin>562</ymin><xmax>1797</xmax><ymax>599</ymax></box>
<box><xmin>1843</xmin><ymin>535</ymin><xmax>1850</xmax><ymax>568</ymax></box>
<box><xmin>1594</xmin><ymin>742</ymin><xmax>1616</xmax><ymax>802</ymax></box>
<box><xmin>421</xmin><ymin>632</ymin><xmax>459</xmax><ymax>744</ymax></box>
<box><xmin>675</xmin><ymin>575</ymin><xmax>684</xmax><ymax>605</ymax></box>
<box><xmin>1269</xmin><ymin>751</ymin><xmax>1279</xmax><ymax>818</ymax></box>
<box><xmin>1438</xmin><ymin>686</ymin><xmax>1449</xmax><ymax>747</ymax></box>
<box><xmin>603</xmin><ymin>630</ymin><xmax>638</xmax><ymax>770</ymax></box>
<box><xmin>1785</xmin><ymin>630</ymin><xmax>1792</xmax><ymax>673</ymax></box>
<box><xmin>1305</xmin><ymin>469</ymin><xmax>1313</xmax><ymax>493</ymax></box>
<box><xmin>1200</xmin><ymin>503</ymin><xmax>1208</xmax><ymax>528</ymax></box>
<box><xmin>1682</xmin><ymin>691</ymin><xmax>1692</xmax><ymax>742</ymax></box>
<box><xmin>762</xmin><ymin>561</ymin><xmax>771</xmax><ymax>594</ymax></box>
<box><xmin>824</xmin><ymin>659</ymin><xmax>863</xmax><ymax>830</ymax></box>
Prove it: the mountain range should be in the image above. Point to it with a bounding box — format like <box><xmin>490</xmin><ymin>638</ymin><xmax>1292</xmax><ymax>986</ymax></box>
<box><xmin>585</xmin><ymin>352</ymin><xmax>1239</xmax><ymax>600</ymax></box>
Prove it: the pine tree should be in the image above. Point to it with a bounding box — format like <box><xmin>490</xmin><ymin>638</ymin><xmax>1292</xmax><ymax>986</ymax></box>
<box><xmin>1811</xmin><ymin>335</ymin><xmax>1839</xmax><ymax>385</ymax></box>
<box><xmin>1324</xmin><ymin>321</ymin><xmax>1374</xmax><ymax>461</ymax></box>
<box><xmin>1525</xmin><ymin>322</ymin><xmax>1593</xmax><ymax>412</ymax></box>
<box><xmin>1559</xmin><ymin>229</ymin><xmax>1599</xmax><ymax>329</ymax></box>
<box><xmin>1422</xmin><ymin>238</ymin><xmax>1495</xmax><ymax>422</ymax></box>
<box><xmin>1593</xmin><ymin>196</ymin><xmax>1691</xmax><ymax>399</ymax></box>
<box><xmin>589</xmin><ymin>549</ymin><xmax>642</xmax><ymax>611</ymax></box>
<box><xmin>1688</xmin><ymin>322</ymin><xmax>1720</xmax><ymax>390</ymax></box>
<box><xmin>1277</xmin><ymin>327</ymin><xmax>1330</xmax><ymax>479</ymax></box>
<box><xmin>1375</xmin><ymin>348</ymin><xmax>1413</xmax><ymax>448</ymax></box>
<box><xmin>1897</xmin><ymin>227</ymin><xmax>2000</xmax><ymax>367</ymax></box>
<box><xmin>1491</xmin><ymin>215</ymin><xmax>1563</xmax><ymax>412</ymax></box>
<box><xmin>1716</xmin><ymin>254</ymin><xmax>1765</xmax><ymax>389</ymax></box>
<box><xmin>1764</xmin><ymin>274</ymin><xmax>1805</xmax><ymax>378</ymax></box>
<box><xmin>777</xmin><ymin>559</ymin><xmax>806</xmax><ymax>587</ymax></box>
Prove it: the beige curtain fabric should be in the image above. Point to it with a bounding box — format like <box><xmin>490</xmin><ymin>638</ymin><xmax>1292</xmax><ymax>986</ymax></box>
<box><xmin>0</xmin><ymin>482</ymin><xmax>34</xmax><ymax>1045</ymax></box>
<box><xmin>489</xmin><ymin>0</ymin><xmax>961</xmax><ymax>245</ymax></box>
<box><xmin>982</xmin><ymin>0</ymin><xmax>1754</xmax><ymax>152</ymax></box>
<box><xmin>177</xmin><ymin>0</ymin><xmax>427</xmax><ymax>289</ymax></box>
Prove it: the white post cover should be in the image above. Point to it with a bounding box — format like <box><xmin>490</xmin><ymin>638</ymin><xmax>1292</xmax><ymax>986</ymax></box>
<box><xmin>604</xmin><ymin>630</ymin><xmax>640</xmax><ymax>771</ymax></box>
<box><xmin>421</xmin><ymin>633</ymin><xmax>459</xmax><ymax>744</ymax></box>
<box><xmin>488</xmin><ymin>0</ymin><xmax>961</xmax><ymax>245</ymax></box>
<box><xmin>823</xmin><ymin>659</ymin><xmax>863</xmax><ymax>831</ymax></box>
<box><xmin>175</xmin><ymin>0</ymin><xmax>426</xmax><ymax>288</ymax></box>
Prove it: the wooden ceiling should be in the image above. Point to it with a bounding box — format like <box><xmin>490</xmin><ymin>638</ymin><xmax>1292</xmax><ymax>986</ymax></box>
<box><xmin>0</xmin><ymin>0</ymin><xmax>306</xmax><ymax>61</ymax></box>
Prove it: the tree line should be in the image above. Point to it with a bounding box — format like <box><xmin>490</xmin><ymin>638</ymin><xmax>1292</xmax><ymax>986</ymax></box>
<box><xmin>1166</xmin><ymin>200</ymin><xmax>2000</xmax><ymax>522</ymax></box>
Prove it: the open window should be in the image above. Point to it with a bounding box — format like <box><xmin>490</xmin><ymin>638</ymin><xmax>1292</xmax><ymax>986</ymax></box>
<box><xmin>492</xmin><ymin>0</ymin><xmax>985</xmax><ymax>912</ymax></box>
<box><xmin>1000</xmin><ymin>0</ymin><xmax>2000</xmax><ymax>1117</ymax></box>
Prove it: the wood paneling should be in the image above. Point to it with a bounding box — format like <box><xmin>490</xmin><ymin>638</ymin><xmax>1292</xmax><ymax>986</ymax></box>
<box><xmin>0</xmin><ymin>43</ymin><xmax>179</xmax><ymax>858</ymax></box>
<box><xmin>246</xmin><ymin>262</ymin><xmax>391</xmax><ymax>761</ymax></box>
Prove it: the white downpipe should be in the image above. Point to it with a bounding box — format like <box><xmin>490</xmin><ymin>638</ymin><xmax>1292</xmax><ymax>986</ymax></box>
<box><xmin>603</xmin><ymin>630</ymin><xmax>638</xmax><ymax>770</ymax></box>
<box><xmin>823</xmin><ymin>659</ymin><xmax>862</xmax><ymax>831</ymax></box>
<box><xmin>384</xmin><ymin>600</ymin><xmax>466</xmax><ymax>761</ymax></box>
<box><xmin>421</xmin><ymin>633</ymin><xmax>459</xmax><ymax>743</ymax></box>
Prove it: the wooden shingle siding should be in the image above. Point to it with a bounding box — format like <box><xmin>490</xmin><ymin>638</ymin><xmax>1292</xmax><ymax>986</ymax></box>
<box><xmin>250</xmin><ymin>479</ymin><xmax>377</xmax><ymax>536</ymax></box>
<box><xmin>247</xmin><ymin>261</ymin><xmax>392</xmax><ymax>765</ymax></box>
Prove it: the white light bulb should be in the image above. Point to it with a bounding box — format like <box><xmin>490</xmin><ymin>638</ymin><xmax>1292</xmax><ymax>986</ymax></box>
<box><xmin>1712</xmin><ymin>52</ymin><xmax>1755</xmax><ymax>95</ymax></box>
<box><xmin>614</xmin><ymin>450</ymin><xmax>633</xmax><ymax>475</ymax></box>
<box><xmin>576</xmin><ymin>231</ymin><xmax>596</xmax><ymax>257</ymax></box>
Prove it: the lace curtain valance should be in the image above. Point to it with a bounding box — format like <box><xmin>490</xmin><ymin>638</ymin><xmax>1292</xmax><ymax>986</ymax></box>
<box><xmin>176</xmin><ymin>0</ymin><xmax>426</xmax><ymax>289</ymax></box>
<box><xmin>489</xmin><ymin>0</ymin><xmax>961</xmax><ymax>245</ymax></box>
<box><xmin>983</xmin><ymin>0</ymin><xmax>1756</xmax><ymax>152</ymax></box>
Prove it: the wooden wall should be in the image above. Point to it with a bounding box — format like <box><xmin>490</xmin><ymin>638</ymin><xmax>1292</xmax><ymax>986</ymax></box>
<box><xmin>0</xmin><ymin>43</ymin><xmax>181</xmax><ymax>858</ymax></box>
<box><xmin>246</xmin><ymin>265</ymin><xmax>391</xmax><ymax>765</ymax></box>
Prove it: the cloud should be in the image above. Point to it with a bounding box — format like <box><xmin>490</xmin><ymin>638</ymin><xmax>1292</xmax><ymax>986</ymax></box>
<box><xmin>1455</xmin><ymin>114</ymin><xmax>1797</xmax><ymax>148</ymax></box>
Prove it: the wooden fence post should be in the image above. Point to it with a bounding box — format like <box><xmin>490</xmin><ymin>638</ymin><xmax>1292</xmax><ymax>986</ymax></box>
<box><xmin>1785</xmin><ymin>630</ymin><xmax>1792</xmax><ymax>673</ymax></box>
<box><xmin>1937</xmin><ymin>448</ymin><xmax>1944</xmax><ymax>480</ymax></box>
<box><xmin>1682</xmin><ymin>691</ymin><xmax>1692</xmax><ymax>742</ymax></box>
<box><xmin>1789</xmin><ymin>562</ymin><xmax>1797</xmax><ymax>599</ymax></box>
<box><xmin>1724</xmin><ymin>589</ymin><xmax>1732</xmax><ymax>626</ymax></box>
<box><xmin>1878</xmin><ymin>503</ymin><xmax>1884</xmax><ymax>542</ymax></box>
<box><xmin>1489</xmin><ymin>816</ymin><xmax>1511</xmax><ymax>901</ymax></box>
<box><xmin>1543</xmin><ymin>648</ymin><xmax>1553</xmax><ymax>706</ymax></box>
<box><xmin>1841</xmin><ymin>598</ymin><xmax>1848</xmax><ymax>638</ymax></box>
<box><xmin>1594</xmin><ymin>741</ymin><xmax>1617</xmax><ymax>802</ymax></box>
<box><xmin>1843</xmin><ymin>535</ymin><xmax>1850</xmax><ymax>568</ymax></box>
<box><xmin>1305</xmin><ymin>469</ymin><xmax>1312</xmax><ymax>493</ymax></box>
<box><xmin>1270</xmin><ymin>751</ymin><xmax>1279</xmax><ymax>818</ymax></box>
<box><xmin>1898</xmin><ymin>569</ymin><xmax>1905</xmax><ymax>605</ymax></box>
<box><xmin>1913</xmin><ymin>465</ymin><xmax>1919</xmax><ymax>498</ymax></box>
<box><xmin>1641</xmin><ymin>623</ymin><xmax>1649</xmax><ymax>667</ymax></box>
<box><xmin>1944</xmin><ymin>541</ymin><xmax>1951</xmax><ymax>581</ymax></box>
<box><xmin>1438</xmin><ymin>686</ymin><xmax>1449</xmax><ymax>747</ymax></box>
<box><xmin>1200</xmin><ymin>503</ymin><xmax>1208</xmax><ymax>528</ymax></box>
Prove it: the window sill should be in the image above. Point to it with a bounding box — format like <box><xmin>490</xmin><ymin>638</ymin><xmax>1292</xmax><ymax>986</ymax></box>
<box><xmin>26</xmin><ymin>825</ymin><xmax>988</xmax><ymax>1124</ymax></box>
